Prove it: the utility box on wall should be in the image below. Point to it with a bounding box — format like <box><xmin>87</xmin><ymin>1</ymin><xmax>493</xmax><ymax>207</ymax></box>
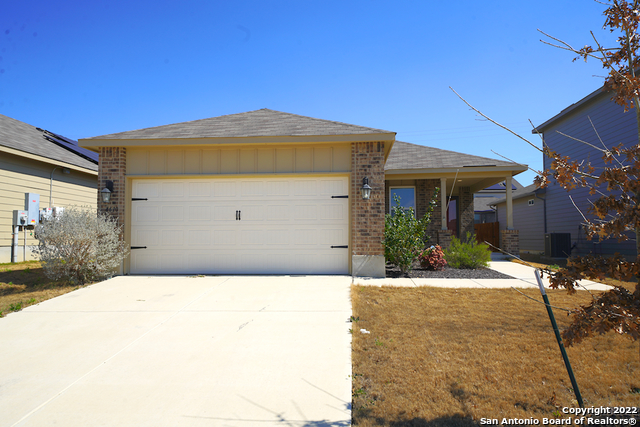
<box><xmin>13</xmin><ymin>210</ymin><xmax>28</xmax><ymax>227</ymax></box>
<box><xmin>25</xmin><ymin>193</ymin><xmax>40</xmax><ymax>226</ymax></box>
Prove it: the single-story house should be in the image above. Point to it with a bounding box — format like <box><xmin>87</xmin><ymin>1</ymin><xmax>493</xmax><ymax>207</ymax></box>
<box><xmin>79</xmin><ymin>109</ymin><xmax>526</xmax><ymax>277</ymax></box>
<box><xmin>532</xmin><ymin>85</ymin><xmax>638</xmax><ymax>258</ymax></box>
<box><xmin>491</xmin><ymin>184</ymin><xmax>546</xmax><ymax>254</ymax></box>
<box><xmin>0</xmin><ymin>114</ymin><xmax>99</xmax><ymax>263</ymax></box>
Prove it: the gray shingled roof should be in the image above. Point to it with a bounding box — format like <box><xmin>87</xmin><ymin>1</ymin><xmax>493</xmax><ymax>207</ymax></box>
<box><xmin>475</xmin><ymin>196</ymin><xmax>502</xmax><ymax>213</ymax></box>
<box><xmin>490</xmin><ymin>184</ymin><xmax>544</xmax><ymax>205</ymax></box>
<box><xmin>0</xmin><ymin>114</ymin><xmax>98</xmax><ymax>171</ymax></box>
<box><xmin>385</xmin><ymin>141</ymin><xmax>522</xmax><ymax>170</ymax></box>
<box><xmin>86</xmin><ymin>108</ymin><xmax>392</xmax><ymax>140</ymax></box>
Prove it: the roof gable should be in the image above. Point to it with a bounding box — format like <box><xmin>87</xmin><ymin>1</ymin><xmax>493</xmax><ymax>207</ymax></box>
<box><xmin>385</xmin><ymin>141</ymin><xmax>521</xmax><ymax>170</ymax></box>
<box><xmin>85</xmin><ymin>109</ymin><xmax>392</xmax><ymax>140</ymax></box>
<box><xmin>0</xmin><ymin>114</ymin><xmax>98</xmax><ymax>171</ymax></box>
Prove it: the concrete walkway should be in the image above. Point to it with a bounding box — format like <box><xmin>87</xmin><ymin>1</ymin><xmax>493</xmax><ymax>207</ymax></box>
<box><xmin>352</xmin><ymin>259</ymin><xmax>612</xmax><ymax>291</ymax></box>
<box><xmin>1</xmin><ymin>276</ymin><xmax>352</xmax><ymax>427</ymax></box>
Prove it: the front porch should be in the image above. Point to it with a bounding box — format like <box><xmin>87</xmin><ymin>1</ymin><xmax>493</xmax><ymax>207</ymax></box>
<box><xmin>384</xmin><ymin>141</ymin><xmax>527</xmax><ymax>256</ymax></box>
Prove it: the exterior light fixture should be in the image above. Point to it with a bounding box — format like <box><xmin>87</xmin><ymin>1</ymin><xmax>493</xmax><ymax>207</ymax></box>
<box><xmin>101</xmin><ymin>180</ymin><xmax>114</xmax><ymax>203</ymax></box>
<box><xmin>361</xmin><ymin>177</ymin><xmax>372</xmax><ymax>200</ymax></box>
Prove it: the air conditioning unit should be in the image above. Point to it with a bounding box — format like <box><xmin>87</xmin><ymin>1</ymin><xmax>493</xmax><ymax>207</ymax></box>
<box><xmin>545</xmin><ymin>233</ymin><xmax>571</xmax><ymax>258</ymax></box>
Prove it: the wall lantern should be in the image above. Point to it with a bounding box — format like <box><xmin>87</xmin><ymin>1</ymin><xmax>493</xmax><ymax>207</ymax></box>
<box><xmin>101</xmin><ymin>180</ymin><xmax>114</xmax><ymax>203</ymax></box>
<box><xmin>361</xmin><ymin>177</ymin><xmax>372</xmax><ymax>200</ymax></box>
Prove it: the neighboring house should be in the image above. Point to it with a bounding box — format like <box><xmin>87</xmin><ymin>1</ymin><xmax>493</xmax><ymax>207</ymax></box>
<box><xmin>80</xmin><ymin>109</ymin><xmax>526</xmax><ymax>277</ymax></box>
<box><xmin>474</xmin><ymin>178</ymin><xmax>523</xmax><ymax>224</ymax></box>
<box><xmin>0</xmin><ymin>114</ymin><xmax>99</xmax><ymax>263</ymax></box>
<box><xmin>533</xmin><ymin>86</ymin><xmax>638</xmax><ymax>258</ymax></box>
<box><xmin>491</xmin><ymin>184</ymin><xmax>546</xmax><ymax>254</ymax></box>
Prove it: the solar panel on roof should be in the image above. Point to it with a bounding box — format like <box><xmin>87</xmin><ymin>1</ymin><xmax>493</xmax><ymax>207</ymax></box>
<box><xmin>40</xmin><ymin>129</ymin><xmax>99</xmax><ymax>163</ymax></box>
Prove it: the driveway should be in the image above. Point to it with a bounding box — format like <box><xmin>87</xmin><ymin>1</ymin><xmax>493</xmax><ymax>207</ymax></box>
<box><xmin>0</xmin><ymin>276</ymin><xmax>353</xmax><ymax>427</ymax></box>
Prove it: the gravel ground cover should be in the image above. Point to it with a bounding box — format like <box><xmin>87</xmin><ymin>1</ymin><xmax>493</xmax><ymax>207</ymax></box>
<box><xmin>385</xmin><ymin>264</ymin><xmax>513</xmax><ymax>279</ymax></box>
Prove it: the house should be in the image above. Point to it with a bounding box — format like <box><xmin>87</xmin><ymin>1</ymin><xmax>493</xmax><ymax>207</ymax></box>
<box><xmin>0</xmin><ymin>114</ymin><xmax>99</xmax><ymax>263</ymax></box>
<box><xmin>532</xmin><ymin>86</ymin><xmax>638</xmax><ymax>258</ymax></box>
<box><xmin>79</xmin><ymin>109</ymin><xmax>526</xmax><ymax>277</ymax></box>
<box><xmin>491</xmin><ymin>184</ymin><xmax>546</xmax><ymax>254</ymax></box>
<box><xmin>473</xmin><ymin>178</ymin><xmax>523</xmax><ymax>224</ymax></box>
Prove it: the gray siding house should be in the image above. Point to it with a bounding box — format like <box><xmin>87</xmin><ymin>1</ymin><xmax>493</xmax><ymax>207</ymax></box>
<box><xmin>492</xmin><ymin>184</ymin><xmax>546</xmax><ymax>254</ymax></box>
<box><xmin>533</xmin><ymin>86</ymin><xmax>637</xmax><ymax>257</ymax></box>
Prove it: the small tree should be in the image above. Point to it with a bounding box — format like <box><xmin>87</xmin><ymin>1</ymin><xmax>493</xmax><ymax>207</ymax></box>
<box><xmin>383</xmin><ymin>190</ymin><xmax>438</xmax><ymax>274</ymax></box>
<box><xmin>33</xmin><ymin>207</ymin><xmax>129</xmax><ymax>285</ymax></box>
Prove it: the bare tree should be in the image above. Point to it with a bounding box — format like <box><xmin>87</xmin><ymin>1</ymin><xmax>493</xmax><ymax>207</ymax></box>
<box><xmin>453</xmin><ymin>0</ymin><xmax>640</xmax><ymax>346</ymax></box>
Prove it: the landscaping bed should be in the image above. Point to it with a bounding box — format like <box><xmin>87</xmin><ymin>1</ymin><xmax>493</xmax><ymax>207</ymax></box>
<box><xmin>386</xmin><ymin>264</ymin><xmax>513</xmax><ymax>279</ymax></box>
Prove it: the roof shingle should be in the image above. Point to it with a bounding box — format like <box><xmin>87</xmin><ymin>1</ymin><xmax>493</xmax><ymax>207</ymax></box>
<box><xmin>86</xmin><ymin>109</ymin><xmax>392</xmax><ymax>140</ymax></box>
<box><xmin>0</xmin><ymin>114</ymin><xmax>98</xmax><ymax>171</ymax></box>
<box><xmin>385</xmin><ymin>141</ymin><xmax>522</xmax><ymax>170</ymax></box>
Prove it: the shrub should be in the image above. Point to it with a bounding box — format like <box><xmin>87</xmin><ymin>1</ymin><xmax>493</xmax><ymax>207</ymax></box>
<box><xmin>383</xmin><ymin>190</ymin><xmax>438</xmax><ymax>274</ymax></box>
<box><xmin>418</xmin><ymin>245</ymin><xmax>447</xmax><ymax>270</ymax></box>
<box><xmin>443</xmin><ymin>232</ymin><xmax>491</xmax><ymax>269</ymax></box>
<box><xmin>33</xmin><ymin>207</ymin><xmax>129</xmax><ymax>285</ymax></box>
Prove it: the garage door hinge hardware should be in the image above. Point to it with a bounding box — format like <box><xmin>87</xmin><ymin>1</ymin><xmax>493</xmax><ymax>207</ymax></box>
<box><xmin>131</xmin><ymin>246</ymin><xmax>147</xmax><ymax>250</ymax></box>
<box><xmin>331</xmin><ymin>195</ymin><xmax>348</xmax><ymax>198</ymax></box>
<box><xmin>331</xmin><ymin>245</ymin><xmax>348</xmax><ymax>249</ymax></box>
<box><xmin>132</xmin><ymin>198</ymin><xmax>148</xmax><ymax>201</ymax></box>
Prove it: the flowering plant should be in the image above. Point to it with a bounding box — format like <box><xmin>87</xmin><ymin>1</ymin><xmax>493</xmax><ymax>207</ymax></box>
<box><xmin>418</xmin><ymin>245</ymin><xmax>447</xmax><ymax>271</ymax></box>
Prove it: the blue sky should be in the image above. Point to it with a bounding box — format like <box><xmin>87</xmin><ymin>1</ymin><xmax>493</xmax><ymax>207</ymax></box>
<box><xmin>0</xmin><ymin>0</ymin><xmax>621</xmax><ymax>185</ymax></box>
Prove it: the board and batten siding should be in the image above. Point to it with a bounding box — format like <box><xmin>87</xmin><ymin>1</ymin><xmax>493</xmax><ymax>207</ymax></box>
<box><xmin>0</xmin><ymin>151</ymin><xmax>98</xmax><ymax>262</ymax></box>
<box><xmin>127</xmin><ymin>144</ymin><xmax>352</xmax><ymax>175</ymax></box>
<box><xmin>541</xmin><ymin>93</ymin><xmax>637</xmax><ymax>257</ymax></box>
<box><xmin>495</xmin><ymin>197</ymin><xmax>545</xmax><ymax>253</ymax></box>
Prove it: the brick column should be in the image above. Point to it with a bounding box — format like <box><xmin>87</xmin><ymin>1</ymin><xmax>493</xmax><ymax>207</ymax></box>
<box><xmin>98</xmin><ymin>147</ymin><xmax>126</xmax><ymax>229</ymax></box>
<box><xmin>459</xmin><ymin>186</ymin><xmax>474</xmax><ymax>240</ymax></box>
<box><xmin>416</xmin><ymin>179</ymin><xmax>441</xmax><ymax>246</ymax></box>
<box><xmin>351</xmin><ymin>141</ymin><xmax>385</xmax><ymax>277</ymax></box>
<box><xmin>437</xmin><ymin>229</ymin><xmax>454</xmax><ymax>250</ymax></box>
<box><xmin>501</xmin><ymin>229</ymin><xmax>520</xmax><ymax>257</ymax></box>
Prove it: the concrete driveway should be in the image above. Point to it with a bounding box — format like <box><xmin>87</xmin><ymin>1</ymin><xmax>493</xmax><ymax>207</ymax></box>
<box><xmin>0</xmin><ymin>276</ymin><xmax>353</xmax><ymax>427</ymax></box>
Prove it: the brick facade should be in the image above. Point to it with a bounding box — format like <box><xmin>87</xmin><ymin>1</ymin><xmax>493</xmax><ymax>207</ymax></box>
<box><xmin>501</xmin><ymin>229</ymin><xmax>520</xmax><ymax>257</ymax></box>
<box><xmin>416</xmin><ymin>179</ymin><xmax>441</xmax><ymax>245</ymax></box>
<box><xmin>351</xmin><ymin>142</ymin><xmax>385</xmax><ymax>256</ymax></box>
<box><xmin>459</xmin><ymin>186</ymin><xmax>474</xmax><ymax>240</ymax></box>
<box><xmin>98</xmin><ymin>147</ymin><xmax>126</xmax><ymax>228</ymax></box>
<box><xmin>437</xmin><ymin>229</ymin><xmax>454</xmax><ymax>250</ymax></box>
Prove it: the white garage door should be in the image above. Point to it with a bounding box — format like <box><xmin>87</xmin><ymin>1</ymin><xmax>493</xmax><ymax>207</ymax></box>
<box><xmin>130</xmin><ymin>176</ymin><xmax>349</xmax><ymax>274</ymax></box>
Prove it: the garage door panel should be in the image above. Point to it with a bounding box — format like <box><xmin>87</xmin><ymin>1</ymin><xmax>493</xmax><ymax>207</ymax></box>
<box><xmin>213</xmin><ymin>205</ymin><xmax>237</xmax><ymax>221</ymax></box>
<box><xmin>293</xmin><ymin>205</ymin><xmax>318</xmax><ymax>220</ymax></box>
<box><xmin>188</xmin><ymin>229</ymin><xmax>211</xmax><ymax>246</ymax></box>
<box><xmin>132</xmin><ymin>229</ymin><xmax>159</xmax><ymax>246</ymax></box>
<box><xmin>265</xmin><ymin>181</ymin><xmax>290</xmax><ymax>197</ymax></box>
<box><xmin>130</xmin><ymin>177</ymin><xmax>349</xmax><ymax>274</ymax></box>
<box><xmin>161</xmin><ymin>229</ymin><xmax>184</xmax><ymax>246</ymax></box>
<box><xmin>187</xmin><ymin>205</ymin><xmax>212</xmax><ymax>222</ymax></box>
<box><xmin>133</xmin><ymin>205</ymin><xmax>160</xmax><ymax>223</ymax></box>
<box><xmin>213</xmin><ymin>181</ymin><xmax>237</xmax><ymax>197</ymax></box>
<box><xmin>134</xmin><ymin>181</ymin><xmax>160</xmax><ymax>198</ymax></box>
<box><xmin>188</xmin><ymin>181</ymin><xmax>211</xmax><ymax>197</ymax></box>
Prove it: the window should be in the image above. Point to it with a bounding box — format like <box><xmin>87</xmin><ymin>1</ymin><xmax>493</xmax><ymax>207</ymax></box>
<box><xmin>389</xmin><ymin>187</ymin><xmax>416</xmax><ymax>214</ymax></box>
<box><xmin>528</xmin><ymin>199</ymin><xmax>535</xmax><ymax>206</ymax></box>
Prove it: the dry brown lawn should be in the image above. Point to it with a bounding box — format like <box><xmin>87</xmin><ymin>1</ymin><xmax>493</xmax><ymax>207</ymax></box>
<box><xmin>351</xmin><ymin>284</ymin><xmax>640</xmax><ymax>426</ymax></box>
<box><xmin>0</xmin><ymin>261</ymin><xmax>78</xmax><ymax>317</ymax></box>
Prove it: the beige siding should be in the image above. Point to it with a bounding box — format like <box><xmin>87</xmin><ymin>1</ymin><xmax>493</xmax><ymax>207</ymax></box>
<box><xmin>0</xmin><ymin>152</ymin><xmax>97</xmax><ymax>251</ymax></box>
<box><xmin>126</xmin><ymin>144</ymin><xmax>352</xmax><ymax>175</ymax></box>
